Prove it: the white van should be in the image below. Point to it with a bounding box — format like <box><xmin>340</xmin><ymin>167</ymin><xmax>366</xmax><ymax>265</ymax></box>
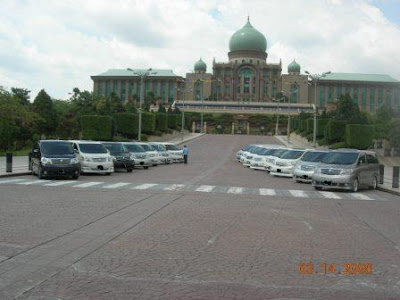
<box><xmin>70</xmin><ymin>140</ymin><xmax>114</xmax><ymax>175</ymax></box>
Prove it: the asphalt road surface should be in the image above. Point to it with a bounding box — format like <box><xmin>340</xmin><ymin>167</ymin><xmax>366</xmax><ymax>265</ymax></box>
<box><xmin>0</xmin><ymin>135</ymin><xmax>399</xmax><ymax>300</ymax></box>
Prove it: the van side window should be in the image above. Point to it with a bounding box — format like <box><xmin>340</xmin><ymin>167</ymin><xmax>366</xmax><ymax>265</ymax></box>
<box><xmin>366</xmin><ymin>154</ymin><xmax>379</xmax><ymax>164</ymax></box>
<box><xmin>358</xmin><ymin>154</ymin><xmax>367</xmax><ymax>165</ymax></box>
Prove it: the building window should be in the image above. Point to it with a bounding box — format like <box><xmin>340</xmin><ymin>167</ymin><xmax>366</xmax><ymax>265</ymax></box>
<box><xmin>250</xmin><ymin>59</ymin><xmax>253</xmax><ymax>63</ymax></box>
<box><xmin>361</xmin><ymin>86</ymin><xmax>367</xmax><ymax>110</ymax></box>
<box><xmin>336</xmin><ymin>85</ymin><xmax>342</xmax><ymax>98</ymax></box>
<box><xmin>378</xmin><ymin>87</ymin><xmax>384</xmax><ymax>107</ymax></box>
<box><xmin>352</xmin><ymin>86</ymin><xmax>359</xmax><ymax>104</ymax></box>
<box><xmin>319</xmin><ymin>85</ymin><xmax>325</xmax><ymax>106</ymax></box>
<box><xmin>121</xmin><ymin>81</ymin><xmax>126</xmax><ymax>101</ymax></box>
<box><xmin>327</xmin><ymin>85</ymin><xmax>333</xmax><ymax>101</ymax></box>
<box><xmin>168</xmin><ymin>82</ymin><xmax>175</xmax><ymax>103</ymax></box>
<box><xmin>369</xmin><ymin>86</ymin><xmax>375</xmax><ymax>112</ymax></box>
<box><xmin>385</xmin><ymin>88</ymin><xmax>392</xmax><ymax>107</ymax></box>
<box><xmin>291</xmin><ymin>84</ymin><xmax>298</xmax><ymax>103</ymax></box>
<box><xmin>161</xmin><ymin>82</ymin><xmax>166</xmax><ymax>102</ymax></box>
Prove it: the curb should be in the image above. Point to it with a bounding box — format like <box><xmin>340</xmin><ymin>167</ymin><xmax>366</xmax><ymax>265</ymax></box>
<box><xmin>0</xmin><ymin>171</ymin><xmax>31</xmax><ymax>178</ymax></box>
<box><xmin>175</xmin><ymin>133</ymin><xmax>206</xmax><ymax>146</ymax></box>
<box><xmin>377</xmin><ymin>186</ymin><xmax>400</xmax><ymax>196</ymax></box>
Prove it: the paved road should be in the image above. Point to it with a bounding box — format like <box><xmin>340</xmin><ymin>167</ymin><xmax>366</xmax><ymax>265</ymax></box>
<box><xmin>0</xmin><ymin>135</ymin><xmax>399</xmax><ymax>299</ymax></box>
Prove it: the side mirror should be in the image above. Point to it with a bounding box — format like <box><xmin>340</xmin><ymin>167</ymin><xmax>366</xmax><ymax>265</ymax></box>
<box><xmin>33</xmin><ymin>148</ymin><xmax>39</xmax><ymax>153</ymax></box>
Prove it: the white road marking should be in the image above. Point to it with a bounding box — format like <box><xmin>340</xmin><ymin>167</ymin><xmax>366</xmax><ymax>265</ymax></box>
<box><xmin>195</xmin><ymin>185</ymin><xmax>215</xmax><ymax>192</ymax></box>
<box><xmin>319</xmin><ymin>191</ymin><xmax>342</xmax><ymax>199</ymax></box>
<box><xmin>103</xmin><ymin>182</ymin><xmax>131</xmax><ymax>189</ymax></box>
<box><xmin>164</xmin><ymin>184</ymin><xmax>185</xmax><ymax>191</ymax></box>
<box><xmin>16</xmin><ymin>180</ymin><xmax>51</xmax><ymax>185</ymax></box>
<box><xmin>351</xmin><ymin>193</ymin><xmax>375</xmax><ymax>201</ymax></box>
<box><xmin>289</xmin><ymin>190</ymin><xmax>308</xmax><ymax>198</ymax></box>
<box><xmin>227</xmin><ymin>187</ymin><xmax>243</xmax><ymax>194</ymax></box>
<box><xmin>259</xmin><ymin>188</ymin><xmax>276</xmax><ymax>196</ymax></box>
<box><xmin>0</xmin><ymin>178</ymin><xmax>27</xmax><ymax>184</ymax></box>
<box><xmin>73</xmin><ymin>182</ymin><xmax>104</xmax><ymax>188</ymax></box>
<box><xmin>45</xmin><ymin>181</ymin><xmax>76</xmax><ymax>186</ymax></box>
<box><xmin>132</xmin><ymin>183</ymin><xmax>158</xmax><ymax>190</ymax></box>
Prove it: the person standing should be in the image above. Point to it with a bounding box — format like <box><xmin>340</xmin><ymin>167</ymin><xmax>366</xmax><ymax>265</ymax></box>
<box><xmin>182</xmin><ymin>145</ymin><xmax>189</xmax><ymax>164</ymax></box>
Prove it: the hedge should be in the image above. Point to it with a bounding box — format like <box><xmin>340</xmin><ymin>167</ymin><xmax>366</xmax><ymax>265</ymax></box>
<box><xmin>317</xmin><ymin>119</ymin><xmax>329</xmax><ymax>138</ymax></box>
<box><xmin>142</xmin><ymin>112</ymin><xmax>156</xmax><ymax>134</ymax></box>
<box><xmin>113</xmin><ymin>113</ymin><xmax>138</xmax><ymax>138</ymax></box>
<box><xmin>155</xmin><ymin>113</ymin><xmax>168</xmax><ymax>132</ymax></box>
<box><xmin>167</xmin><ymin>114</ymin><xmax>178</xmax><ymax>130</ymax></box>
<box><xmin>81</xmin><ymin>115</ymin><xmax>113</xmax><ymax>141</ymax></box>
<box><xmin>345</xmin><ymin>124</ymin><xmax>375</xmax><ymax>149</ymax></box>
<box><xmin>306</xmin><ymin>118</ymin><xmax>313</xmax><ymax>134</ymax></box>
<box><xmin>325</xmin><ymin>120</ymin><xmax>346</xmax><ymax>143</ymax></box>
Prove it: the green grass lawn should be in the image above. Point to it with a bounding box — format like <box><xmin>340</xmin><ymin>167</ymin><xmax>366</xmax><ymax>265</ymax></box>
<box><xmin>0</xmin><ymin>149</ymin><xmax>31</xmax><ymax>156</ymax></box>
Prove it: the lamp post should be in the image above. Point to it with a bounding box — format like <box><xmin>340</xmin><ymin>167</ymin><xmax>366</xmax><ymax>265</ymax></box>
<box><xmin>305</xmin><ymin>70</ymin><xmax>331</xmax><ymax>147</ymax></box>
<box><xmin>275</xmin><ymin>91</ymin><xmax>286</xmax><ymax>136</ymax></box>
<box><xmin>178</xmin><ymin>86</ymin><xmax>192</xmax><ymax>140</ymax></box>
<box><xmin>127</xmin><ymin>68</ymin><xmax>156</xmax><ymax>141</ymax></box>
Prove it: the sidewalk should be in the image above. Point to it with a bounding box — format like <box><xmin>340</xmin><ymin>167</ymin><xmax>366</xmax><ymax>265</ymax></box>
<box><xmin>275</xmin><ymin>134</ymin><xmax>399</xmax><ymax>196</ymax></box>
<box><xmin>0</xmin><ymin>133</ymin><xmax>206</xmax><ymax>178</ymax></box>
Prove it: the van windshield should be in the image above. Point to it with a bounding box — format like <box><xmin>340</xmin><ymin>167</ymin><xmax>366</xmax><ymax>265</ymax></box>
<box><xmin>140</xmin><ymin>144</ymin><xmax>153</xmax><ymax>151</ymax></box>
<box><xmin>321</xmin><ymin>152</ymin><xmax>359</xmax><ymax>165</ymax></box>
<box><xmin>301</xmin><ymin>151</ymin><xmax>328</xmax><ymax>162</ymax></box>
<box><xmin>79</xmin><ymin>143</ymin><xmax>108</xmax><ymax>154</ymax></box>
<box><xmin>166</xmin><ymin>144</ymin><xmax>180</xmax><ymax>150</ymax></box>
<box><xmin>102</xmin><ymin>143</ymin><xmax>127</xmax><ymax>153</ymax></box>
<box><xmin>280</xmin><ymin>150</ymin><xmax>304</xmax><ymax>159</ymax></box>
<box><xmin>124</xmin><ymin>144</ymin><xmax>145</xmax><ymax>152</ymax></box>
<box><xmin>41</xmin><ymin>141</ymin><xmax>74</xmax><ymax>155</ymax></box>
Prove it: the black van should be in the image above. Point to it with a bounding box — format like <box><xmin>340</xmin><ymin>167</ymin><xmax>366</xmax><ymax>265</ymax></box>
<box><xmin>101</xmin><ymin>142</ymin><xmax>135</xmax><ymax>172</ymax></box>
<box><xmin>30</xmin><ymin>140</ymin><xmax>80</xmax><ymax>179</ymax></box>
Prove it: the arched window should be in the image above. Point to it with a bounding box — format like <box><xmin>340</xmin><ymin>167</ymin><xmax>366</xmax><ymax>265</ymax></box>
<box><xmin>290</xmin><ymin>84</ymin><xmax>298</xmax><ymax>103</ymax></box>
<box><xmin>239</xmin><ymin>68</ymin><xmax>254</xmax><ymax>93</ymax></box>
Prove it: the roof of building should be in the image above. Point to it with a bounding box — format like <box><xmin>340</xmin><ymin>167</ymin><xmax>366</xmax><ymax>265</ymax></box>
<box><xmin>194</xmin><ymin>58</ymin><xmax>207</xmax><ymax>72</ymax></box>
<box><xmin>320</xmin><ymin>73</ymin><xmax>399</xmax><ymax>83</ymax></box>
<box><xmin>229</xmin><ymin>18</ymin><xmax>267</xmax><ymax>53</ymax></box>
<box><xmin>92</xmin><ymin>69</ymin><xmax>180</xmax><ymax>78</ymax></box>
<box><xmin>288</xmin><ymin>59</ymin><xmax>300</xmax><ymax>73</ymax></box>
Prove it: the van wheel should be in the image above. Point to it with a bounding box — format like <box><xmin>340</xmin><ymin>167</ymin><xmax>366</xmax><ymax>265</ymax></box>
<box><xmin>38</xmin><ymin>166</ymin><xmax>44</xmax><ymax>179</ymax></box>
<box><xmin>371</xmin><ymin>176</ymin><xmax>378</xmax><ymax>190</ymax></box>
<box><xmin>72</xmin><ymin>174</ymin><xmax>79</xmax><ymax>180</ymax></box>
<box><xmin>314</xmin><ymin>186</ymin><xmax>322</xmax><ymax>191</ymax></box>
<box><xmin>144</xmin><ymin>166</ymin><xmax>149</xmax><ymax>169</ymax></box>
<box><xmin>352</xmin><ymin>178</ymin><xmax>359</xmax><ymax>192</ymax></box>
<box><xmin>105</xmin><ymin>173</ymin><xmax>111</xmax><ymax>176</ymax></box>
<box><xmin>127</xmin><ymin>168</ymin><xmax>133</xmax><ymax>173</ymax></box>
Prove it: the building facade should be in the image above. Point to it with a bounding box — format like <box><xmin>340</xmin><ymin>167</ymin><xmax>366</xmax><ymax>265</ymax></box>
<box><xmin>91</xmin><ymin>18</ymin><xmax>400</xmax><ymax>113</ymax></box>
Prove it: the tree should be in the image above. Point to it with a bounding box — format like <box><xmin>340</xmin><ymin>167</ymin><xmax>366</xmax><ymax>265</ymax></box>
<box><xmin>0</xmin><ymin>87</ymin><xmax>40</xmax><ymax>150</ymax></box>
<box><xmin>33</xmin><ymin>89</ymin><xmax>58</xmax><ymax>136</ymax></box>
<box><xmin>158</xmin><ymin>103</ymin><xmax>166</xmax><ymax>113</ymax></box>
<box><xmin>11</xmin><ymin>87</ymin><xmax>31</xmax><ymax>105</ymax></box>
<box><xmin>335</xmin><ymin>94</ymin><xmax>368</xmax><ymax>124</ymax></box>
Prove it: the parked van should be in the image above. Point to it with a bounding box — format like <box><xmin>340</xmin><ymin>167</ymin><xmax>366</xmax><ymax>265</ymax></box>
<box><xmin>30</xmin><ymin>140</ymin><xmax>80</xmax><ymax>179</ymax></box>
<box><xmin>159</xmin><ymin>142</ymin><xmax>183</xmax><ymax>163</ymax></box>
<box><xmin>70</xmin><ymin>140</ymin><xmax>114</xmax><ymax>175</ymax></box>
<box><xmin>101</xmin><ymin>142</ymin><xmax>135</xmax><ymax>172</ymax></box>
<box><xmin>123</xmin><ymin>142</ymin><xmax>151</xmax><ymax>169</ymax></box>
<box><xmin>312</xmin><ymin>149</ymin><xmax>380</xmax><ymax>192</ymax></box>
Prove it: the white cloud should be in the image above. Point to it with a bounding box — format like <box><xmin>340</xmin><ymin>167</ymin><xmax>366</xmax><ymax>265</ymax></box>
<box><xmin>0</xmin><ymin>0</ymin><xmax>399</xmax><ymax>100</ymax></box>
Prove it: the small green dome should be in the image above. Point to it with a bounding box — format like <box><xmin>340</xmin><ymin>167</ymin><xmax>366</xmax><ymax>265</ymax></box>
<box><xmin>229</xmin><ymin>19</ymin><xmax>267</xmax><ymax>53</ymax></box>
<box><xmin>288</xmin><ymin>59</ymin><xmax>301</xmax><ymax>73</ymax></box>
<box><xmin>194</xmin><ymin>58</ymin><xmax>207</xmax><ymax>72</ymax></box>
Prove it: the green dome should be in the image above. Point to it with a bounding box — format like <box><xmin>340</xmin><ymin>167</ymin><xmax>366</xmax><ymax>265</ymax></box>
<box><xmin>194</xmin><ymin>58</ymin><xmax>207</xmax><ymax>72</ymax></box>
<box><xmin>288</xmin><ymin>59</ymin><xmax>301</xmax><ymax>73</ymax></box>
<box><xmin>229</xmin><ymin>19</ymin><xmax>267</xmax><ymax>53</ymax></box>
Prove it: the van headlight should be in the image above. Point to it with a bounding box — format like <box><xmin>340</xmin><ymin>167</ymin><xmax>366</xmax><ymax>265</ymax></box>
<box><xmin>70</xmin><ymin>158</ymin><xmax>78</xmax><ymax>164</ymax></box>
<box><xmin>130</xmin><ymin>154</ymin><xmax>136</xmax><ymax>161</ymax></box>
<box><xmin>295</xmin><ymin>164</ymin><xmax>302</xmax><ymax>170</ymax></box>
<box><xmin>314</xmin><ymin>168</ymin><xmax>321</xmax><ymax>174</ymax></box>
<box><xmin>83</xmin><ymin>157</ymin><xmax>93</xmax><ymax>162</ymax></box>
<box><xmin>340</xmin><ymin>169</ymin><xmax>353</xmax><ymax>175</ymax></box>
<box><xmin>107</xmin><ymin>156</ymin><xmax>112</xmax><ymax>162</ymax></box>
<box><xmin>41</xmin><ymin>157</ymin><xmax>52</xmax><ymax>165</ymax></box>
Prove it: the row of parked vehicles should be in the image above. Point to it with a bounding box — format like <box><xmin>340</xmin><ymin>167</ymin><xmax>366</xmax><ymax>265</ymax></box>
<box><xmin>236</xmin><ymin>144</ymin><xmax>381</xmax><ymax>192</ymax></box>
<box><xmin>30</xmin><ymin>140</ymin><xmax>184</xmax><ymax>179</ymax></box>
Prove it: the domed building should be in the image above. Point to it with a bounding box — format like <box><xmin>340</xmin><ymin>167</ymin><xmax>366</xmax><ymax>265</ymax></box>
<box><xmin>91</xmin><ymin>17</ymin><xmax>400</xmax><ymax>114</ymax></box>
<box><xmin>185</xmin><ymin>18</ymin><xmax>310</xmax><ymax>103</ymax></box>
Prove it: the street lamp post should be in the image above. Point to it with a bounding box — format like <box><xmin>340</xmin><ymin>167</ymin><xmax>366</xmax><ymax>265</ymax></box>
<box><xmin>127</xmin><ymin>68</ymin><xmax>156</xmax><ymax>141</ymax></box>
<box><xmin>305</xmin><ymin>70</ymin><xmax>331</xmax><ymax>148</ymax></box>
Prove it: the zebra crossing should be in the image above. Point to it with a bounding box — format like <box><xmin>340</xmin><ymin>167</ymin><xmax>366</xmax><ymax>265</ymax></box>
<box><xmin>0</xmin><ymin>177</ymin><xmax>386</xmax><ymax>201</ymax></box>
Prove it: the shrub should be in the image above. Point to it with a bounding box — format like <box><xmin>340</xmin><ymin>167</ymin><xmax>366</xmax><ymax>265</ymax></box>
<box><xmin>142</xmin><ymin>112</ymin><xmax>155</xmax><ymax>134</ymax></box>
<box><xmin>81</xmin><ymin>115</ymin><xmax>113</xmax><ymax>141</ymax></box>
<box><xmin>345</xmin><ymin>124</ymin><xmax>375</xmax><ymax>149</ymax></box>
<box><xmin>167</xmin><ymin>114</ymin><xmax>178</xmax><ymax>129</ymax></box>
<box><xmin>113</xmin><ymin>113</ymin><xmax>138</xmax><ymax>138</ymax></box>
<box><xmin>330</xmin><ymin>142</ymin><xmax>348</xmax><ymax>149</ymax></box>
<box><xmin>155</xmin><ymin>113</ymin><xmax>168</xmax><ymax>132</ymax></box>
<box><xmin>325</xmin><ymin>120</ymin><xmax>346</xmax><ymax>143</ymax></box>
<box><xmin>306</xmin><ymin>118</ymin><xmax>313</xmax><ymax>134</ymax></box>
<box><xmin>317</xmin><ymin>119</ymin><xmax>329</xmax><ymax>138</ymax></box>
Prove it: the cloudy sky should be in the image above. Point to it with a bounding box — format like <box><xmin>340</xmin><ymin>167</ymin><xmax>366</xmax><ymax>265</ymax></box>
<box><xmin>1</xmin><ymin>0</ymin><xmax>399</xmax><ymax>100</ymax></box>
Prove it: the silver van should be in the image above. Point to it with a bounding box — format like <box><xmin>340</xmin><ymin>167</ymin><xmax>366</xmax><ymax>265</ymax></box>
<box><xmin>312</xmin><ymin>149</ymin><xmax>380</xmax><ymax>192</ymax></box>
